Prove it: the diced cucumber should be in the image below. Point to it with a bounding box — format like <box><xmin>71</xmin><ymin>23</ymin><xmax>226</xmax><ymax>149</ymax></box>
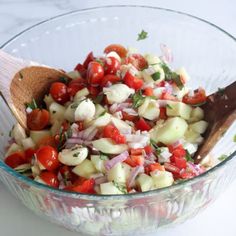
<box><xmin>64</xmin><ymin>103</ymin><xmax>76</xmax><ymax>122</ymax></box>
<box><xmin>175</xmin><ymin>67</ymin><xmax>190</xmax><ymax>82</ymax></box>
<box><xmin>92</xmin><ymin>113</ymin><xmax>111</xmax><ymax>127</ymax></box>
<box><xmin>72</xmin><ymin>159</ymin><xmax>97</xmax><ymax>178</ymax></box>
<box><xmin>11</xmin><ymin>123</ymin><xmax>27</xmax><ymax>145</ymax></box>
<box><xmin>189</xmin><ymin>107</ymin><xmax>204</xmax><ymax>123</ymax></box>
<box><xmin>151</xmin><ymin>171</ymin><xmax>174</xmax><ymax>189</ymax></box>
<box><xmin>166</xmin><ymin>101</ymin><xmax>192</xmax><ymax>120</ymax></box>
<box><xmin>136</xmin><ymin>173</ymin><xmax>153</xmax><ymax>192</ymax></box>
<box><xmin>5</xmin><ymin>143</ymin><xmax>23</xmax><ymax>157</ymax></box>
<box><xmin>30</xmin><ymin>130</ymin><xmax>51</xmax><ymax>145</ymax></box>
<box><xmin>74</xmin><ymin>88</ymin><xmax>89</xmax><ymax>102</ymax></box>
<box><xmin>150</xmin><ymin>117</ymin><xmax>188</xmax><ymax>144</ymax></box>
<box><xmin>91</xmin><ymin>155</ymin><xmax>108</xmax><ymax>173</ymax></box>
<box><xmin>184</xmin><ymin>128</ymin><xmax>201</xmax><ymax>143</ymax></box>
<box><xmin>49</xmin><ymin>102</ymin><xmax>65</xmax><ymax>123</ymax></box>
<box><xmin>121</xmin><ymin>163</ymin><xmax>132</xmax><ymax>181</ymax></box>
<box><xmin>95</xmin><ymin>104</ymin><xmax>106</xmax><ymax>118</ymax></box>
<box><xmin>107</xmin><ymin>162</ymin><xmax>126</xmax><ymax>183</ymax></box>
<box><xmin>58</xmin><ymin>145</ymin><xmax>88</xmax><ymax>166</ymax></box>
<box><xmin>111</xmin><ymin>117</ymin><xmax>132</xmax><ymax>134</ymax></box>
<box><xmin>100</xmin><ymin>182</ymin><xmax>125</xmax><ymax>195</ymax></box>
<box><xmin>43</xmin><ymin>94</ymin><xmax>54</xmax><ymax>109</ymax></box>
<box><xmin>144</xmin><ymin>54</ymin><xmax>161</xmax><ymax>65</ymax></box>
<box><xmin>22</xmin><ymin>137</ymin><xmax>35</xmax><ymax>150</ymax></box>
<box><xmin>189</xmin><ymin>120</ymin><xmax>208</xmax><ymax>134</ymax></box>
<box><xmin>92</xmin><ymin>138</ymin><xmax>128</xmax><ymax>154</ymax></box>
<box><xmin>138</xmin><ymin>97</ymin><xmax>160</xmax><ymax>120</ymax></box>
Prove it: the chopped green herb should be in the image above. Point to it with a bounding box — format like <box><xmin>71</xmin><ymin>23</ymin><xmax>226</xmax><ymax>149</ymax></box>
<box><xmin>99</xmin><ymin>154</ymin><xmax>108</xmax><ymax>160</ymax></box>
<box><xmin>137</xmin><ymin>29</ymin><xmax>148</xmax><ymax>41</ymax></box>
<box><xmin>151</xmin><ymin>71</ymin><xmax>161</xmax><ymax>81</ymax></box>
<box><xmin>172</xmin><ymin>74</ymin><xmax>184</xmax><ymax>90</ymax></box>
<box><xmin>218</xmin><ymin>154</ymin><xmax>228</xmax><ymax>161</ymax></box>
<box><xmin>113</xmin><ymin>181</ymin><xmax>127</xmax><ymax>194</ymax></box>
<box><xmin>26</xmin><ymin>98</ymin><xmax>38</xmax><ymax>110</ymax></box>
<box><xmin>99</xmin><ymin>111</ymin><xmax>106</xmax><ymax>117</ymax></box>
<box><xmin>166</xmin><ymin>104</ymin><xmax>172</xmax><ymax>109</ymax></box>
<box><xmin>94</xmin><ymin>93</ymin><xmax>104</xmax><ymax>104</ymax></box>
<box><xmin>233</xmin><ymin>135</ymin><xmax>236</xmax><ymax>143</ymax></box>
<box><xmin>217</xmin><ymin>87</ymin><xmax>225</xmax><ymax>96</ymax></box>
<box><xmin>59</xmin><ymin>77</ymin><xmax>69</xmax><ymax>84</ymax></box>
<box><xmin>71</xmin><ymin>103</ymin><xmax>79</xmax><ymax>109</ymax></box>
<box><xmin>57</xmin><ymin>128</ymin><xmax>66</xmax><ymax>151</ymax></box>
<box><xmin>150</xmin><ymin>139</ymin><xmax>161</xmax><ymax>155</ymax></box>
<box><xmin>52</xmin><ymin>110</ymin><xmax>56</xmax><ymax>114</ymax></box>
<box><xmin>132</xmin><ymin>90</ymin><xmax>145</xmax><ymax>108</ymax></box>
<box><xmin>185</xmin><ymin>150</ymin><xmax>194</xmax><ymax>162</ymax></box>
<box><xmin>73</xmin><ymin>152</ymin><xmax>80</xmax><ymax>157</ymax></box>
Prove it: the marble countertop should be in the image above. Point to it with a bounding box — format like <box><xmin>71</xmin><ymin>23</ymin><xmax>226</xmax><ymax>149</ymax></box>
<box><xmin>0</xmin><ymin>1</ymin><xmax>236</xmax><ymax>236</ymax></box>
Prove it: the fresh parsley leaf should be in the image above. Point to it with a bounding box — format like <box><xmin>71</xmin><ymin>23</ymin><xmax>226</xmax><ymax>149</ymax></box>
<box><xmin>234</xmin><ymin>135</ymin><xmax>236</xmax><ymax>143</ymax></box>
<box><xmin>151</xmin><ymin>71</ymin><xmax>161</xmax><ymax>81</ymax></box>
<box><xmin>217</xmin><ymin>87</ymin><xmax>225</xmax><ymax>96</ymax></box>
<box><xmin>218</xmin><ymin>154</ymin><xmax>228</xmax><ymax>161</ymax></box>
<box><xmin>150</xmin><ymin>139</ymin><xmax>161</xmax><ymax>155</ymax></box>
<box><xmin>132</xmin><ymin>90</ymin><xmax>145</xmax><ymax>108</ymax></box>
<box><xmin>26</xmin><ymin>98</ymin><xmax>38</xmax><ymax>110</ymax></box>
<box><xmin>73</xmin><ymin>152</ymin><xmax>80</xmax><ymax>157</ymax></box>
<box><xmin>137</xmin><ymin>29</ymin><xmax>148</xmax><ymax>41</ymax></box>
<box><xmin>185</xmin><ymin>150</ymin><xmax>194</xmax><ymax>162</ymax></box>
<box><xmin>99</xmin><ymin>110</ymin><xmax>106</xmax><ymax>117</ymax></box>
<box><xmin>59</xmin><ymin>77</ymin><xmax>69</xmax><ymax>84</ymax></box>
<box><xmin>113</xmin><ymin>181</ymin><xmax>127</xmax><ymax>194</ymax></box>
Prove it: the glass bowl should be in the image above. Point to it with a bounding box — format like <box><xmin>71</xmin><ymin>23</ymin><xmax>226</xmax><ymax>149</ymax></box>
<box><xmin>1</xmin><ymin>5</ymin><xmax>236</xmax><ymax>236</ymax></box>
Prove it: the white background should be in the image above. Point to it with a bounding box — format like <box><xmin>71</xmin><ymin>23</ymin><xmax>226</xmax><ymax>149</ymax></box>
<box><xmin>0</xmin><ymin>0</ymin><xmax>236</xmax><ymax>235</ymax></box>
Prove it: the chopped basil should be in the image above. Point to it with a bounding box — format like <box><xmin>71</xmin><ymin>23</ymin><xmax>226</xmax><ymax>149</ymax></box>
<box><xmin>113</xmin><ymin>181</ymin><xmax>127</xmax><ymax>194</ymax></box>
<box><xmin>94</xmin><ymin>93</ymin><xmax>104</xmax><ymax>104</ymax></box>
<box><xmin>218</xmin><ymin>154</ymin><xmax>228</xmax><ymax>161</ymax></box>
<box><xmin>151</xmin><ymin>71</ymin><xmax>161</xmax><ymax>81</ymax></box>
<box><xmin>59</xmin><ymin>77</ymin><xmax>69</xmax><ymax>84</ymax></box>
<box><xmin>185</xmin><ymin>150</ymin><xmax>194</xmax><ymax>162</ymax></box>
<box><xmin>217</xmin><ymin>87</ymin><xmax>225</xmax><ymax>96</ymax></box>
<box><xmin>234</xmin><ymin>135</ymin><xmax>236</xmax><ymax>143</ymax></box>
<box><xmin>73</xmin><ymin>152</ymin><xmax>80</xmax><ymax>157</ymax></box>
<box><xmin>26</xmin><ymin>98</ymin><xmax>38</xmax><ymax>110</ymax></box>
<box><xmin>137</xmin><ymin>29</ymin><xmax>148</xmax><ymax>41</ymax></box>
<box><xmin>166</xmin><ymin>104</ymin><xmax>172</xmax><ymax>109</ymax></box>
<box><xmin>132</xmin><ymin>90</ymin><xmax>145</xmax><ymax>108</ymax></box>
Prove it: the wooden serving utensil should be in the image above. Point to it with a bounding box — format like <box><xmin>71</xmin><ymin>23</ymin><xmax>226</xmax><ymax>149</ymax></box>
<box><xmin>194</xmin><ymin>81</ymin><xmax>236</xmax><ymax>163</ymax></box>
<box><xmin>0</xmin><ymin>50</ymin><xmax>69</xmax><ymax>129</ymax></box>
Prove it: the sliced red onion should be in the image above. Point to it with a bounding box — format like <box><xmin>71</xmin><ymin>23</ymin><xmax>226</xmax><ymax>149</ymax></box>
<box><xmin>127</xmin><ymin>166</ymin><xmax>144</xmax><ymax>188</ymax></box>
<box><xmin>109</xmin><ymin>103</ymin><xmax>118</xmax><ymax>113</ymax></box>
<box><xmin>160</xmin><ymin>43</ymin><xmax>173</xmax><ymax>63</ymax></box>
<box><xmin>122</xmin><ymin>108</ymin><xmax>138</xmax><ymax>116</ymax></box>
<box><xmin>145</xmin><ymin>153</ymin><xmax>157</xmax><ymax>162</ymax></box>
<box><xmin>104</xmin><ymin>151</ymin><xmax>129</xmax><ymax>171</ymax></box>
<box><xmin>94</xmin><ymin>176</ymin><xmax>108</xmax><ymax>185</ymax></box>
<box><xmin>109</xmin><ymin>103</ymin><xmax>131</xmax><ymax>113</ymax></box>
<box><xmin>82</xmin><ymin>127</ymin><xmax>98</xmax><ymax>140</ymax></box>
<box><xmin>187</xmin><ymin>162</ymin><xmax>201</xmax><ymax>176</ymax></box>
<box><xmin>165</xmin><ymin>83</ymin><xmax>173</xmax><ymax>94</ymax></box>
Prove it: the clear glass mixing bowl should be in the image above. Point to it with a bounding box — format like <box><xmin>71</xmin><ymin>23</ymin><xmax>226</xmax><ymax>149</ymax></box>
<box><xmin>0</xmin><ymin>5</ymin><xmax>236</xmax><ymax>236</ymax></box>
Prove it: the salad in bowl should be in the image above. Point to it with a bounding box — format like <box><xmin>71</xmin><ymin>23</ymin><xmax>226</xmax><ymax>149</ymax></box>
<box><xmin>4</xmin><ymin>44</ymin><xmax>209</xmax><ymax>195</ymax></box>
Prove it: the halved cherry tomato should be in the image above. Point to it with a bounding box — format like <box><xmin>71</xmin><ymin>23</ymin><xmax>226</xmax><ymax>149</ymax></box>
<box><xmin>88</xmin><ymin>85</ymin><xmax>100</xmax><ymax>98</ymax></box>
<box><xmin>103</xmin><ymin>124</ymin><xmax>126</xmax><ymax>144</ymax></box>
<box><xmin>124</xmin><ymin>155</ymin><xmax>144</xmax><ymax>167</ymax></box>
<box><xmin>183</xmin><ymin>87</ymin><xmax>206</xmax><ymax>105</ymax></box>
<box><xmin>145</xmin><ymin>163</ymin><xmax>165</xmax><ymax>175</ymax></box>
<box><xmin>27</xmin><ymin>109</ymin><xmax>50</xmax><ymax>131</ymax></box>
<box><xmin>67</xmin><ymin>78</ymin><xmax>86</xmax><ymax>97</ymax></box>
<box><xmin>50</xmin><ymin>82</ymin><xmax>70</xmax><ymax>104</ymax></box>
<box><xmin>39</xmin><ymin>171</ymin><xmax>59</xmax><ymax>188</ymax></box>
<box><xmin>65</xmin><ymin>178</ymin><xmax>95</xmax><ymax>194</ymax></box>
<box><xmin>173</xmin><ymin>156</ymin><xmax>187</xmax><ymax>169</ymax></box>
<box><xmin>36</xmin><ymin>146</ymin><xmax>59</xmax><ymax>171</ymax></box>
<box><xmin>5</xmin><ymin>151</ymin><xmax>26</xmax><ymax>168</ymax></box>
<box><xmin>37</xmin><ymin>135</ymin><xmax>57</xmax><ymax>148</ymax></box>
<box><xmin>74</xmin><ymin>63</ymin><xmax>87</xmax><ymax>78</ymax></box>
<box><xmin>126</xmin><ymin>54</ymin><xmax>148</xmax><ymax>70</ymax></box>
<box><xmin>87</xmin><ymin>61</ymin><xmax>104</xmax><ymax>86</ymax></box>
<box><xmin>124</xmin><ymin>71</ymin><xmax>144</xmax><ymax>90</ymax></box>
<box><xmin>159</xmin><ymin>107</ymin><xmax>167</xmax><ymax>120</ymax></box>
<box><xmin>24</xmin><ymin>148</ymin><xmax>36</xmax><ymax>163</ymax></box>
<box><xmin>143</xmin><ymin>87</ymin><xmax>154</xmax><ymax>96</ymax></box>
<box><xmin>104</xmin><ymin>57</ymin><xmax>120</xmax><ymax>75</ymax></box>
<box><xmin>169</xmin><ymin>144</ymin><xmax>186</xmax><ymax>158</ymax></box>
<box><xmin>83</xmin><ymin>51</ymin><xmax>94</xmax><ymax>69</ymax></box>
<box><xmin>164</xmin><ymin>162</ymin><xmax>181</xmax><ymax>174</ymax></box>
<box><xmin>101</xmin><ymin>74</ymin><xmax>121</xmax><ymax>87</ymax></box>
<box><xmin>104</xmin><ymin>44</ymin><xmax>127</xmax><ymax>58</ymax></box>
<box><xmin>144</xmin><ymin>145</ymin><xmax>153</xmax><ymax>155</ymax></box>
<box><xmin>121</xmin><ymin>111</ymin><xmax>137</xmax><ymax>121</ymax></box>
<box><xmin>135</xmin><ymin>118</ymin><xmax>151</xmax><ymax>131</ymax></box>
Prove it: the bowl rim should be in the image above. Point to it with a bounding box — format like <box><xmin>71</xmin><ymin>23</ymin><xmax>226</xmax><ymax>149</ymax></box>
<box><xmin>0</xmin><ymin>5</ymin><xmax>236</xmax><ymax>200</ymax></box>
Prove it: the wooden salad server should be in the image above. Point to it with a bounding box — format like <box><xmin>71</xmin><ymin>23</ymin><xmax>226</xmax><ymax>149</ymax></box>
<box><xmin>0</xmin><ymin>50</ymin><xmax>68</xmax><ymax>129</ymax></box>
<box><xmin>194</xmin><ymin>81</ymin><xmax>236</xmax><ymax>163</ymax></box>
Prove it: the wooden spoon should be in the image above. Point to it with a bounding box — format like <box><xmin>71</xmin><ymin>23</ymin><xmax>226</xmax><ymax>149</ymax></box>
<box><xmin>194</xmin><ymin>81</ymin><xmax>236</xmax><ymax>163</ymax></box>
<box><xmin>0</xmin><ymin>50</ymin><xmax>69</xmax><ymax>129</ymax></box>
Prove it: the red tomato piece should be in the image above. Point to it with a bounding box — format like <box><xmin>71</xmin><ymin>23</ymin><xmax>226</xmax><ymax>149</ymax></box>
<box><xmin>65</xmin><ymin>178</ymin><xmax>95</xmax><ymax>194</ymax></box>
<box><xmin>5</xmin><ymin>152</ymin><xmax>26</xmax><ymax>169</ymax></box>
<box><xmin>24</xmin><ymin>148</ymin><xmax>36</xmax><ymax>163</ymax></box>
<box><xmin>121</xmin><ymin>111</ymin><xmax>137</xmax><ymax>121</ymax></box>
<box><xmin>83</xmin><ymin>51</ymin><xmax>95</xmax><ymax>69</ymax></box>
<box><xmin>174</xmin><ymin>156</ymin><xmax>187</xmax><ymax>169</ymax></box>
<box><xmin>124</xmin><ymin>155</ymin><xmax>144</xmax><ymax>167</ymax></box>
<box><xmin>183</xmin><ymin>87</ymin><xmax>207</xmax><ymax>105</ymax></box>
<box><xmin>180</xmin><ymin>171</ymin><xmax>195</xmax><ymax>179</ymax></box>
<box><xmin>130</xmin><ymin>148</ymin><xmax>143</xmax><ymax>155</ymax></box>
<box><xmin>39</xmin><ymin>171</ymin><xmax>59</xmax><ymax>188</ymax></box>
<box><xmin>74</xmin><ymin>63</ymin><xmax>87</xmax><ymax>78</ymax></box>
<box><xmin>75</xmin><ymin>121</ymin><xmax>84</xmax><ymax>131</ymax></box>
<box><xmin>126</xmin><ymin>54</ymin><xmax>148</xmax><ymax>71</ymax></box>
<box><xmin>67</xmin><ymin>78</ymin><xmax>86</xmax><ymax>97</ymax></box>
<box><xmin>164</xmin><ymin>162</ymin><xmax>181</xmax><ymax>174</ymax></box>
<box><xmin>27</xmin><ymin>109</ymin><xmax>50</xmax><ymax>131</ymax></box>
<box><xmin>37</xmin><ymin>135</ymin><xmax>57</xmax><ymax>149</ymax></box>
<box><xmin>50</xmin><ymin>82</ymin><xmax>70</xmax><ymax>104</ymax></box>
<box><xmin>36</xmin><ymin>146</ymin><xmax>59</xmax><ymax>171</ymax></box>
<box><xmin>104</xmin><ymin>57</ymin><xmax>121</xmax><ymax>75</ymax></box>
<box><xmin>88</xmin><ymin>85</ymin><xmax>100</xmax><ymax>98</ymax></box>
<box><xmin>169</xmin><ymin>145</ymin><xmax>186</xmax><ymax>158</ymax></box>
<box><xmin>144</xmin><ymin>145</ymin><xmax>153</xmax><ymax>155</ymax></box>
<box><xmin>143</xmin><ymin>87</ymin><xmax>154</xmax><ymax>96</ymax></box>
<box><xmin>159</xmin><ymin>107</ymin><xmax>168</xmax><ymax>120</ymax></box>
<box><xmin>124</xmin><ymin>71</ymin><xmax>144</xmax><ymax>90</ymax></box>
<box><xmin>87</xmin><ymin>61</ymin><xmax>104</xmax><ymax>86</ymax></box>
<box><xmin>145</xmin><ymin>163</ymin><xmax>165</xmax><ymax>175</ymax></box>
<box><xmin>101</xmin><ymin>74</ymin><xmax>121</xmax><ymax>87</ymax></box>
<box><xmin>103</xmin><ymin>124</ymin><xmax>126</xmax><ymax>144</ymax></box>
<box><xmin>104</xmin><ymin>44</ymin><xmax>127</xmax><ymax>58</ymax></box>
<box><xmin>161</xmin><ymin>91</ymin><xmax>178</xmax><ymax>101</ymax></box>
<box><xmin>135</xmin><ymin>118</ymin><xmax>151</xmax><ymax>131</ymax></box>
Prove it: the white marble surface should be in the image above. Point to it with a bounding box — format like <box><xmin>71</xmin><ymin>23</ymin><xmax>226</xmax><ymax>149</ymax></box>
<box><xmin>0</xmin><ymin>0</ymin><xmax>236</xmax><ymax>236</ymax></box>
